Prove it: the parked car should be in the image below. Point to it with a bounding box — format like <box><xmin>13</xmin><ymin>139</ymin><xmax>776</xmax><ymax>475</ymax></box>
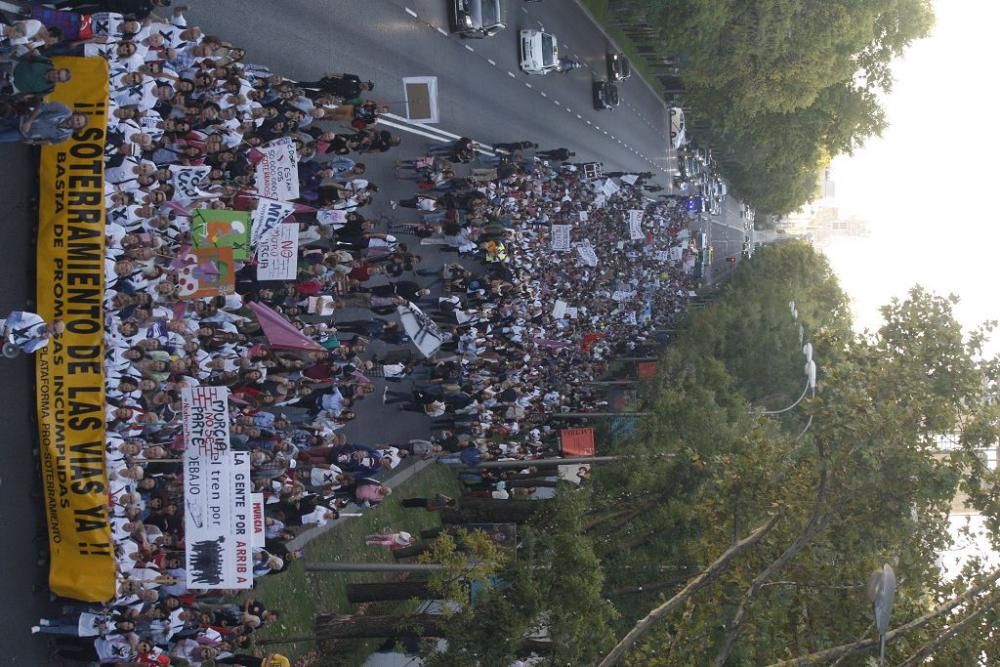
<box><xmin>592</xmin><ymin>80</ymin><xmax>620</xmax><ymax>110</ymax></box>
<box><xmin>669</xmin><ymin>107</ymin><xmax>687</xmax><ymax>148</ymax></box>
<box><xmin>519</xmin><ymin>29</ymin><xmax>559</xmax><ymax>74</ymax></box>
<box><xmin>606</xmin><ymin>52</ymin><xmax>632</xmax><ymax>81</ymax></box>
<box><xmin>449</xmin><ymin>0</ymin><xmax>506</xmax><ymax>39</ymax></box>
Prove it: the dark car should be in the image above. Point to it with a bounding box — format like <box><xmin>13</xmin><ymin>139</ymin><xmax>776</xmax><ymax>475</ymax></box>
<box><xmin>593</xmin><ymin>80</ymin><xmax>620</xmax><ymax>110</ymax></box>
<box><xmin>606</xmin><ymin>51</ymin><xmax>632</xmax><ymax>81</ymax></box>
<box><xmin>449</xmin><ymin>0</ymin><xmax>506</xmax><ymax>38</ymax></box>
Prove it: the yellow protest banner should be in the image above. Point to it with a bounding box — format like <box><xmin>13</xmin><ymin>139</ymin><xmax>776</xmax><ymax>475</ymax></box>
<box><xmin>35</xmin><ymin>57</ymin><xmax>115</xmax><ymax>602</ymax></box>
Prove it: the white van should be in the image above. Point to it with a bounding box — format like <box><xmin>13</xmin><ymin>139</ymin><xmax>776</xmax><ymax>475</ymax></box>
<box><xmin>519</xmin><ymin>29</ymin><xmax>559</xmax><ymax>75</ymax></box>
<box><xmin>669</xmin><ymin>107</ymin><xmax>687</xmax><ymax>149</ymax></box>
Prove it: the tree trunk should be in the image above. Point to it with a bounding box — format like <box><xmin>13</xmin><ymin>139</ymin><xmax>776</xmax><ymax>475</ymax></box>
<box><xmin>315</xmin><ymin>613</ymin><xmax>447</xmax><ymax>639</ymax></box>
<box><xmin>505</xmin><ymin>478</ymin><xmax>558</xmax><ymax>488</ymax></box>
<box><xmin>598</xmin><ymin>513</ymin><xmax>783</xmax><ymax>667</ymax></box>
<box><xmin>346</xmin><ymin>581</ymin><xmax>434</xmax><ymax>603</ymax></box>
<box><xmin>391</xmin><ymin>542</ymin><xmax>434</xmax><ymax>560</ymax></box>
<box><xmin>441</xmin><ymin>497</ymin><xmax>545</xmax><ymax>525</ymax></box>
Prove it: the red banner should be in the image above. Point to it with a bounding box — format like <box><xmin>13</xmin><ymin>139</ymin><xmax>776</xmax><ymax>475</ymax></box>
<box><xmin>638</xmin><ymin>362</ymin><xmax>658</xmax><ymax>379</ymax></box>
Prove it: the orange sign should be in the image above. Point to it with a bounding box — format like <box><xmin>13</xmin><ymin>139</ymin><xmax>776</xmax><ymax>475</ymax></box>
<box><xmin>560</xmin><ymin>428</ymin><xmax>596</xmax><ymax>456</ymax></box>
<box><xmin>638</xmin><ymin>362</ymin><xmax>658</xmax><ymax>379</ymax></box>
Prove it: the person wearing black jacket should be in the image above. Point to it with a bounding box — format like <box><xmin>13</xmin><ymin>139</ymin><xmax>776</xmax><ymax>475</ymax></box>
<box><xmin>296</xmin><ymin>73</ymin><xmax>374</xmax><ymax>100</ymax></box>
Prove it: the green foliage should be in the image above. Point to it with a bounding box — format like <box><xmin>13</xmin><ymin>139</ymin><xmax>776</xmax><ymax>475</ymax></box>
<box><xmin>585</xmin><ymin>242</ymin><xmax>996</xmax><ymax>664</ymax></box>
<box><xmin>635</xmin><ymin>0</ymin><xmax>934</xmax><ymax>214</ymax></box>
<box><xmin>418</xmin><ymin>528</ymin><xmax>504</xmax><ymax>610</ymax></box>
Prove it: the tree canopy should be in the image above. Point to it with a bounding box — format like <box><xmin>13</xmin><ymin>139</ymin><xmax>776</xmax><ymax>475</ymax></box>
<box><xmin>612</xmin><ymin>0</ymin><xmax>934</xmax><ymax>214</ymax></box>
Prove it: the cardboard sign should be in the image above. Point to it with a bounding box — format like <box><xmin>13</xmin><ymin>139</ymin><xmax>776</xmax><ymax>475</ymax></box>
<box><xmin>628</xmin><ymin>218</ymin><xmax>643</xmax><ymax>241</ymax></box>
<box><xmin>552</xmin><ymin>299</ymin><xmax>568</xmax><ymax>319</ymax></box>
<box><xmin>256</xmin><ymin>222</ymin><xmax>299</xmax><ymax>280</ymax></box>
<box><xmin>176</xmin><ymin>246</ymin><xmax>236</xmax><ymax>299</ymax></box>
<box><xmin>550</xmin><ymin>224</ymin><xmax>572</xmax><ymax>251</ymax></box>
<box><xmin>255</xmin><ymin>137</ymin><xmax>300</xmax><ymax>201</ymax></box>
<box><xmin>181</xmin><ymin>387</ymin><xmax>253</xmax><ymax>590</ymax></box>
<box><xmin>251</xmin><ymin>493</ymin><xmax>266</xmax><ymax>549</ymax></box>
<box><xmin>576</xmin><ymin>240</ymin><xmax>599</xmax><ymax>267</ymax></box>
<box><xmin>191</xmin><ymin>209</ymin><xmax>252</xmax><ymax>260</ymax></box>
<box><xmin>251</xmin><ymin>198</ymin><xmax>297</xmax><ymax>246</ymax></box>
<box><xmin>169</xmin><ymin>165</ymin><xmax>212</xmax><ymax>204</ymax></box>
<box><xmin>560</xmin><ymin>428</ymin><xmax>596</xmax><ymax>456</ymax></box>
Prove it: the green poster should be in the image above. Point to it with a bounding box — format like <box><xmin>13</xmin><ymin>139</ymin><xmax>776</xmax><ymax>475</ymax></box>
<box><xmin>191</xmin><ymin>209</ymin><xmax>252</xmax><ymax>260</ymax></box>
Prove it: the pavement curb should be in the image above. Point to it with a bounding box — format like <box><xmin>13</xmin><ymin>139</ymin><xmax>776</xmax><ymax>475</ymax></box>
<box><xmin>286</xmin><ymin>458</ymin><xmax>435</xmax><ymax>551</ymax></box>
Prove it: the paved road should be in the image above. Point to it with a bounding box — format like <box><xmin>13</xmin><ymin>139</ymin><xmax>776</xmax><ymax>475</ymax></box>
<box><xmin>195</xmin><ymin>0</ymin><xmax>673</xmax><ymax>179</ymax></box>
<box><xmin>0</xmin><ymin>147</ymin><xmax>59</xmax><ymax>666</ymax></box>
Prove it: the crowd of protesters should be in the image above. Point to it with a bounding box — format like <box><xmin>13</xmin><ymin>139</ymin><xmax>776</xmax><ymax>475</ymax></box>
<box><xmin>7</xmin><ymin>1</ymin><xmax>703</xmax><ymax>665</ymax></box>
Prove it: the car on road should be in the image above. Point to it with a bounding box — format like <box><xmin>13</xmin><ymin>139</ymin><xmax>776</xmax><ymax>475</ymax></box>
<box><xmin>669</xmin><ymin>107</ymin><xmax>687</xmax><ymax>148</ymax></box>
<box><xmin>449</xmin><ymin>0</ymin><xmax>506</xmax><ymax>38</ymax></box>
<box><xmin>606</xmin><ymin>52</ymin><xmax>632</xmax><ymax>81</ymax></box>
<box><xmin>519</xmin><ymin>29</ymin><xmax>559</xmax><ymax>74</ymax></box>
<box><xmin>592</xmin><ymin>80</ymin><xmax>620</xmax><ymax>110</ymax></box>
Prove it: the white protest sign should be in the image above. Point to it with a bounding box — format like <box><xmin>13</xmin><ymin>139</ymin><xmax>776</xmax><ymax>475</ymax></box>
<box><xmin>601</xmin><ymin>179</ymin><xmax>620</xmax><ymax>197</ymax></box>
<box><xmin>576</xmin><ymin>240</ymin><xmax>598</xmax><ymax>267</ymax></box>
<box><xmin>256</xmin><ymin>223</ymin><xmax>299</xmax><ymax>280</ymax></box>
<box><xmin>655</xmin><ymin>250</ymin><xmax>671</xmax><ymax>261</ymax></box>
<box><xmin>251</xmin><ymin>493</ymin><xmax>265</xmax><ymax>549</ymax></box>
<box><xmin>255</xmin><ymin>137</ymin><xmax>300</xmax><ymax>201</ymax></box>
<box><xmin>181</xmin><ymin>386</ymin><xmax>253</xmax><ymax>590</ymax></box>
<box><xmin>628</xmin><ymin>219</ymin><xmax>643</xmax><ymax>241</ymax></box>
<box><xmin>623</xmin><ymin>311</ymin><xmax>638</xmax><ymax>325</ymax></box>
<box><xmin>550</xmin><ymin>224</ymin><xmax>572</xmax><ymax>251</ymax></box>
<box><xmin>578</xmin><ymin>211</ymin><xmax>589</xmax><ymax>222</ymax></box>
<box><xmin>552</xmin><ymin>300</ymin><xmax>568</xmax><ymax>319</ymax></box>
<box><xmin>316</xmin><ymin>208</ymin><xmax>349</xmax><ymax>228</ymax></box>
<box><xmin>566</xmin><ymin>306</ymin><xmax>579</xmax><ymax>319</ymax></box>
<box><xmin>670</xmin><ymin>246</ymin><xmax>685</xmax><ymax>261</ymax></box>
<box><xmin>628</xmin><ymin>210</ymin><xmax>644</xmax><ymax>226</ymax></box>
<box><xmin>612</xmin><ymin>291</ymin><xmax>636</xmax><ymax>302</ymax></box>
<box><xmin>620</xmin><ymin>174</ymin><xmax>639</xmax><ymax>185</ymax></box>
<box><xmin>251</xmin><ymin>198</ymin><xmax>296</xmax><ymax>246</ymax></box>
<box><xmin>169</xmin><ymin>165</ymin><xmax>211</xmax><ymax>205</ymax></box>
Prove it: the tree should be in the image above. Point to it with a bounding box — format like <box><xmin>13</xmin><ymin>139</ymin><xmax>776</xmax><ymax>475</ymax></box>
<box><xmin>593</xmin><ymin>247</ymin><xmax>997</xmax><ymax>666</ymax></box>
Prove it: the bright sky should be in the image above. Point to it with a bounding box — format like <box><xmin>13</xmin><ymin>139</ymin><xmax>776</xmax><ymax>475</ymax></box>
<box><xmin>822</xmin><ymin>0</ymin><xmax>1000</xmax><ymax>349</ymax></box>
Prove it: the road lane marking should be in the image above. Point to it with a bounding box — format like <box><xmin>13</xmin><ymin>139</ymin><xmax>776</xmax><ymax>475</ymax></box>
<box><xmin>404</xmin><ymin>7</ymin><xmax>417</xmax><ymax>17</ymax></box>
<box><xmin>576</xmin><ymin>114</ymin><xmax>582</xmax><ymax>119</ymax></box>
<box><xmin>464</xmin><ymin>44</ymin><xmax>475</xmax><ymax>52</ymax></box>
<box><xmin>436</xmin><ymin>26</ymin><xmax>448</xmax><ymax>36</ymax></box>
<box><xmin>525</xmin><ymin>82</ymin><xmax>532</xmax><ymax>88</ymax></box>
<box><xmin>376</xmin><ymin>118</ymin><xmax>496</xmax><ymax>156</ymax></box>
<box><xmin>540</xmin><ymin>91</ymin><xmax>547</xmax><ymax>97</ymax></box>
<box><xmin>508</xmin><ymin>71</ymin><xmax>516</xmax><ymax>78</ymax></box>
<box><xmin>488</xmin><ymin>58</ymin><xmax>496</xmax><ymax>66</ymax></box>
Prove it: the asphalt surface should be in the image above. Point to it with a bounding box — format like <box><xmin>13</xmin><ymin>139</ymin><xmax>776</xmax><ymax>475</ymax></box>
<box><xmin>3</xmin><ymin>1</ymin><xmax>698</xmax><ymax>663</ymax></box>
<box><xmin>0</xmin><ymin>145</ymin><xmax>58</xmax><ymax>666</ymax></box>
<box><xmin>195</xmin><ymin>0</ymin><xmax>673</xmax><ymax>177</ymax></box>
